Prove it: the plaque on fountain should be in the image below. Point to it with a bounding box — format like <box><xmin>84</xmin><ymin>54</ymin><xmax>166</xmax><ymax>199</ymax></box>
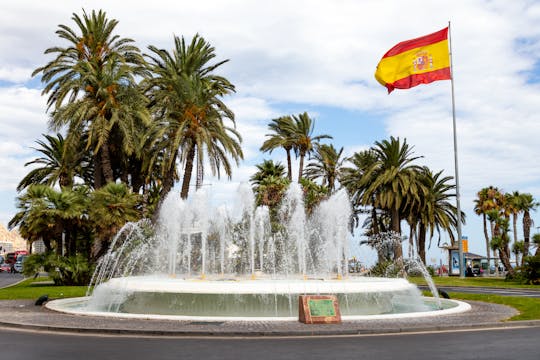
<box><xmin>298</xmin><ymin>295</ymin><xmax>341</xmax><ymax>324</ymax></box>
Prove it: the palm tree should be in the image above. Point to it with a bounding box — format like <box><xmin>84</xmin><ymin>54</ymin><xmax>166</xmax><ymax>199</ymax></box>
<box><xmin>490</xmin><ymin>215</ymin><xmax>514</xmax><ymax>276</ymax></box>
<box><xmin>290</xmin><ymin>112</ymin><xmax>332</xmax><ymax>182</ymax></box>
<box><xmin>340</xmin><ymin>149</ymin><xmax>382</xmax><ymax>235</ymax></box>
<box><xmin>519</xmin><ymin>193</ymin><xmax>538</xmax><ymax>262</ymax></box>
<box><xmin>504</xmin><ymin>191</ymin><xmax>521</xmax><ymax>250</ymax></box>
<box><xmin>512</xmin><ymin>240</ymin><xmax>524</xmax><ymax>268</ymax></box>
<box><xmin>17</xmin><ymin>133</ymin><xmax>92</xmax><ymax>191</ymax></box>
<box><xmin>250</xmin><ymin>160</ymin><xmax>289</xmax><ymax>209</ymax></box>
<box><xmin>361</xmin><ymin>137</ymin><xmax>423</xmax><ymax>260</ymax></box>
<box><xmin>414</xmin><ymin>167</ymin><xmax>462</xmax><ymax>264</ymax></box>
<box><xmin>533</xmin><ymin>233</ymin><xmax>540</xmax><ymax>256</ymax></box>
<box><xmin>9</xmin><ymin>185</ymin><xmax>88</xmax><ymax>255</ymax></box>
<box><xmin>260</xmin><ymin>116</ymin><xmax>296</xmax><ymax>181</ymax></box>
<box><xmin>304</xmin><ymin>144</ymin><xmax>344</xmax><ymax>194</ymax></box>
<box><xmin>89</xmin><ymin>182</ymin><xmax>141</xmax><ymax>259</ymax></box>
<box><xmin>143</xmin><ymin>34</ymin><xmax>242</xmax><ymax>202</ymax></box>
<box><xmin>250</xmin><ymin>160</ymin><xmax>287</xmax><ymax>187</ymax></box>
<box><xmin>9</xmin><ymin>185</ymin><xmax>58</xmax><ymax>252</ymax></box>
<box><xmin>474</xmin><ymin>186</ymin><xmax>503</xmax><ymax>266</ymax></box>
<box><xmin>32</xmin><ymin>9</ymin><xmax>148</xmax><ymax>188</ymax></box>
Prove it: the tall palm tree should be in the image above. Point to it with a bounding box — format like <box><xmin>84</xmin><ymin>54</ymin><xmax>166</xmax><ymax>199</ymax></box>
<box><xmin>304</xmin><ymin>144</ymin><xmax>344</xmax><ymax>194</ymax></box>
<box><xmin>143</xmin><ymin>34</ymin><xmax>242</xmax><ymax>202</ymax></box>
<box><xmin>490</xmin><ymin>215</ymin><xmax>514</xmax><ymax>276</ymax></box>
<box><xmin>340</xmin><ymin>149</ymin><xmax>382</xmax><ymax>235</ymax></box>
<box><xmin>290</xmin><ymin>112</ymin><xmax>332</xmax><ymax>182</ymax></box>
<box><xmin>414</xmin><ymin>167</ymin><xmax>462</xmax><ymax>264</ymax></box>
<box><xmin>32</xmin><ymin>9</ymin><xmax>148</xmax><ymax>188</ymax></box>
<box><xmin>361</xmin><ymin>137</ymin><xmax>423</xmax><ymax>260</ymax></box>
<box><xmin>260</xmin><ymin>116</ymin><xmax>296</xmax><ymax>181</ymax></box>
<box><xmin>17</xmin><ymin>133</ymin><xmax>92</xmax><ymax>191</ymax></box>
<box><xmin>504</xmin><ymin>191</ymin><xmax>521</xmax><ymax>245</ymax></box>
<box><xmin>474</xmin><ymin>186</ymin><xmax>503</xmax><ymax>266</ymax></box>
<box><xmin>519</xmin><ymin>193</ymin><xmax>539</xmax><ymax>262</ymax></box>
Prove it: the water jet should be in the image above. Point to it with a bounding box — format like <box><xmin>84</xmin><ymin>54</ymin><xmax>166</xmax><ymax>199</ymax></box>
<box><xmin>47</xmin><ymin>184</ymin><xmax>470</xmax><ymax>320</ymax></box>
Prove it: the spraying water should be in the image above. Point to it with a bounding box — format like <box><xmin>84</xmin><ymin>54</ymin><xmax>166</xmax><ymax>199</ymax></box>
<box><xmin>76</xmin><ymin>183</ymin><xmax>459</xmax><ymax>319</ymax></box>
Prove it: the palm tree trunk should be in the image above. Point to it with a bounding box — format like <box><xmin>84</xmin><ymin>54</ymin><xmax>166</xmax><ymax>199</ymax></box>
<box><xmin>391</xmin><ymin>208</ymin><xmax>402</xmax><ymax>260</ymax></box>
<box><xmin>523</xmin><ymin>211</ymin><xmax>531</xmax><ymax>262</ymax></box>
<box><xmin>152</xmin><ymin>149</ymin><xmax>179</xmax><ymax>222</ymax></box>
<box><xmin>100</xmin><ymin>144</ymin><xmax>115</xmax><ymax>186</ymax></box>
<box><xmin>285</xmin><ymin>147</ymin><xmax>292</xmax><ymax>181</ymax></box>
<box><xmin>418</xmin><ymin>223</ymin><xmax>427</xmax><ymax>264</ymax></box>
<box><xmin>408</xmin><ymin>224</ymin><xmax>414</xmax><ymax>258</ymax></box>
<box><xmin>490</xmin><ymin>220</ymin><xmax>499</xmax><ymax>275</ymax></box>
<box><xmin>371</xmin><ymin>205</ymin><xmax>379</xmax><ymax>235</ymax></box>
<box><xmin>483</xmin><ymin>214</ymin><xmax>491</xmax><ymax>267</ymax></box>
<box><xmin>298</xmin><ymin>152</ymin><xmax>305</xmax><ymax>182</ymax></box>
<box><xmin>498</xmin><ymin>244</ymin><xmax>514</xmax><ymax>276</ymax></box>
<box><xmin>370</xmin><ymin>206</ymin><xmax>385</xmax><ymax>263</ymax></box>
<box><xmin>180</xmin><ymin>145</ymin><xmax>196</xmax><ymax>199</ymax></box>
<box><xmin>94</xmin><ymin>152</ymin><xmax>104</xmax><ymax>189</ymax></box>
<box><xmin>512</xmin><ymin>213</ymin><xmax>518</xmax><ymax>246</ymax></box>
<box><xmin>196</xmin><ymin>152</ymin><xmax>203</xmax><ymax>190</ymax></box>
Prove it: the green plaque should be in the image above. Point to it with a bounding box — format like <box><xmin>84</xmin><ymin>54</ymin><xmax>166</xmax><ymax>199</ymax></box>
<box><xmin>308</xmin><ymin>299</ymin><xmax>336</xmax><ymax>317</ymax></box>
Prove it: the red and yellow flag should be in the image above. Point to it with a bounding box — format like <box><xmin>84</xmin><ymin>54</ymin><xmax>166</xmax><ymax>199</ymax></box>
<box><xmin>375</xmin><ymin>27</ymin><xmax>451</xmax><ymax>93</ymax></box>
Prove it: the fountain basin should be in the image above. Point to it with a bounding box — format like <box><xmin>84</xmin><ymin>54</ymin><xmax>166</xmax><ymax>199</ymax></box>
<box><xmin>46</xmin><ymin>276</ymin><xmax>471</xmax><ymax>321</ymax></box>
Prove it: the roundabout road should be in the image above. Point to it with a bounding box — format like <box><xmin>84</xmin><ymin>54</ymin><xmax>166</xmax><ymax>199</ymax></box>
<box><xmin>1</xmin><ymin>325</ymin><xmax>539</xmax><ymax>360</ymax></box>
<box><xmin>2</xmin><ymin>277</ymin><xmax>538</xmax><ymax>359</ymax></box>
<box><xmin>0</xmin><ymin>271</ymin><xmax>24</xmax><ymax>288</ymax></box>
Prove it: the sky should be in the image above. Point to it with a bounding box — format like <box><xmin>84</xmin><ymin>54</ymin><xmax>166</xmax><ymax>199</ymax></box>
<box><xmin>1</xmin><ymin>0</ymin><xmax>540</xmax><ymax>266</ymax></box>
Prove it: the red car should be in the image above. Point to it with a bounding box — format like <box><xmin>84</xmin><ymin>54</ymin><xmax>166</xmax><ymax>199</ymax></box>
<box><xmin>0</xmin><ymin>262</ymin><xmax>12</xmax><ymax>272</ymax></box>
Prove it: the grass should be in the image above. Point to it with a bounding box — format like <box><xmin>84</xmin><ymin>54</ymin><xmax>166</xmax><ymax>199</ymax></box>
<box><xmin>408</xmin><ymin>275</ymin><xmax>540</xmax><ymax>289</ymax></box>
<box><xmin>412</xmin><ymin>276</ymin><xmax>540</xmax><ymax>320</ymax></box>
<box><xmin>447</xmin><ymin>292</ymin><xmax>540</xmax><ymax>321</ymax></box>
<box><xmin>0</xmin><ymin>276</ymin><xmax>87</xmax><ymax>300</ymax></box>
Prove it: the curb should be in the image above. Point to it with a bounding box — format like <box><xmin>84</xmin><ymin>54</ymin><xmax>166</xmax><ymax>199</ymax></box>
<box><xmin>1</xmin><ymin>317</ymin><xmax>539</xmax><ymax>337</ymax></box>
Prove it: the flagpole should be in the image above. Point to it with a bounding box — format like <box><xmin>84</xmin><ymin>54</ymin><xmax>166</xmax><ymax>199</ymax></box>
<box><xmin>448</xmin><ymin>21</ymin><xmax>464</xmax><ymax>278</ymax></box>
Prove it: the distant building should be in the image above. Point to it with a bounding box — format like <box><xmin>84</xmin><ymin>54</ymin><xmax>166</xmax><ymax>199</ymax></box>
<box><xmin>32</xmin><ymin>239</ymin><xmax>46</xmax><ymax>254</ymax></box>
<box><xmin>0</xmin><ymin>223</ymin><xmax>29</xmax><ymax>254</ymax></box>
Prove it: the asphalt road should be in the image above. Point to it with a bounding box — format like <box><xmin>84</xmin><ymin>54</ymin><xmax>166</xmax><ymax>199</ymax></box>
<box><xmin>0</xmin><ymin>325</ymin><xmax>539</xmax><ymax>360</ymax></box>
<box><xmin>1</xmin><ymin>275</ymin><xmax>539</xmax><ymax>359</ymax></box>
<box><xmin>0</xmin><ymin>271</ymin><xmax>23</xmax><ymax>288</ymax></box>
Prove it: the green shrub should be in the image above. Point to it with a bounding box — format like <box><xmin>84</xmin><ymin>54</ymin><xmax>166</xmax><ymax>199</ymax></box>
<box><xmin>369</xmin><ymin>260</ymin><xmax>398</xmax><ymax>277</ymax></box>
<box><xmin>22</xmin><ymin>253</ymin><xmax>93</xmax><ymax>286</ymax></box>
<box><xmin>521</xmin><ymin>254</ymin><xmax>540</xmax><ymax>285</ymax></box>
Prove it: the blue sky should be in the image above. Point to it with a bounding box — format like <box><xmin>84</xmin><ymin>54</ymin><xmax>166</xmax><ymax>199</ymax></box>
<box><xmin>1</xmin><ymin>0</ymin><xmax>540</xmax><ymax>266</ymax></box>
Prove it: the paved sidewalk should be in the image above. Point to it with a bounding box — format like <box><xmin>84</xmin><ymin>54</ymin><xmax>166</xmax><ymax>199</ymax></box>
<box><xmin>1</xmin><ymin>299</ymin><xmax>538</xmax><ymax>337</ymax></box>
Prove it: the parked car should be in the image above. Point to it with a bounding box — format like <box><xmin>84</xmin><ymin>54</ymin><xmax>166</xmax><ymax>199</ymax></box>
<box><xmin>0</xmin><ymin>262</ymin><xmax>12</xmax><ymax>272</ymax></box>
<box><xmin>13</xmin><ymin>255</ymin><xmax>27</xmax><ymax>273</ymax></box>
<box><xmin>13</xmin><ymin>261</ymin><xmax>23</xmax><ymax>273</ymax></box>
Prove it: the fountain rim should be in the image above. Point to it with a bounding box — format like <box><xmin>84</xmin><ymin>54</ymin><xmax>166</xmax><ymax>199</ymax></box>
<box><xmin>92</xmin><ymin>275</ymin><xmax>419</xmax><ymax>294</ymax></box>
<box><xmin>46</xmin><ymin>296</ymin><xmax>471</xmax><ymax>322</ymax></box>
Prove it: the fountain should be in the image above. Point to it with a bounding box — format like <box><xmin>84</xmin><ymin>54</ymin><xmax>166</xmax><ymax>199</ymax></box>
<box><xmin>46</xmin><ymin>183</ymin><xmax>470</xmax><ymax>321</ymax></box>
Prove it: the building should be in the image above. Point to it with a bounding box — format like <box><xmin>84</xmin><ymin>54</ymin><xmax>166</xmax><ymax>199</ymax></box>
<box><xmin>0</xmin><ymin>223</ymin><xmax>28</xmax><ymax>255</ymax></box>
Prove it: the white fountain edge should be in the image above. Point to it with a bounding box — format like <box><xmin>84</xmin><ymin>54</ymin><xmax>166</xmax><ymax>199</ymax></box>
<box><xmin>45</xmin><ymin>297</ymin><xmax>471</xmax><ymax>322</ymax></box>
<box><xmin>96</xmin><ymin>276</ymin><xmax>418</xmax><ymax>294</ymax></box>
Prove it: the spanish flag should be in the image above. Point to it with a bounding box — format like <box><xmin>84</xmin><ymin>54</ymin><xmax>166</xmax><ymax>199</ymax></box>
<box><xmin>375</xmin><ymin>27</ymin><xmax>451</xmax><ymax>93</ymax></box>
